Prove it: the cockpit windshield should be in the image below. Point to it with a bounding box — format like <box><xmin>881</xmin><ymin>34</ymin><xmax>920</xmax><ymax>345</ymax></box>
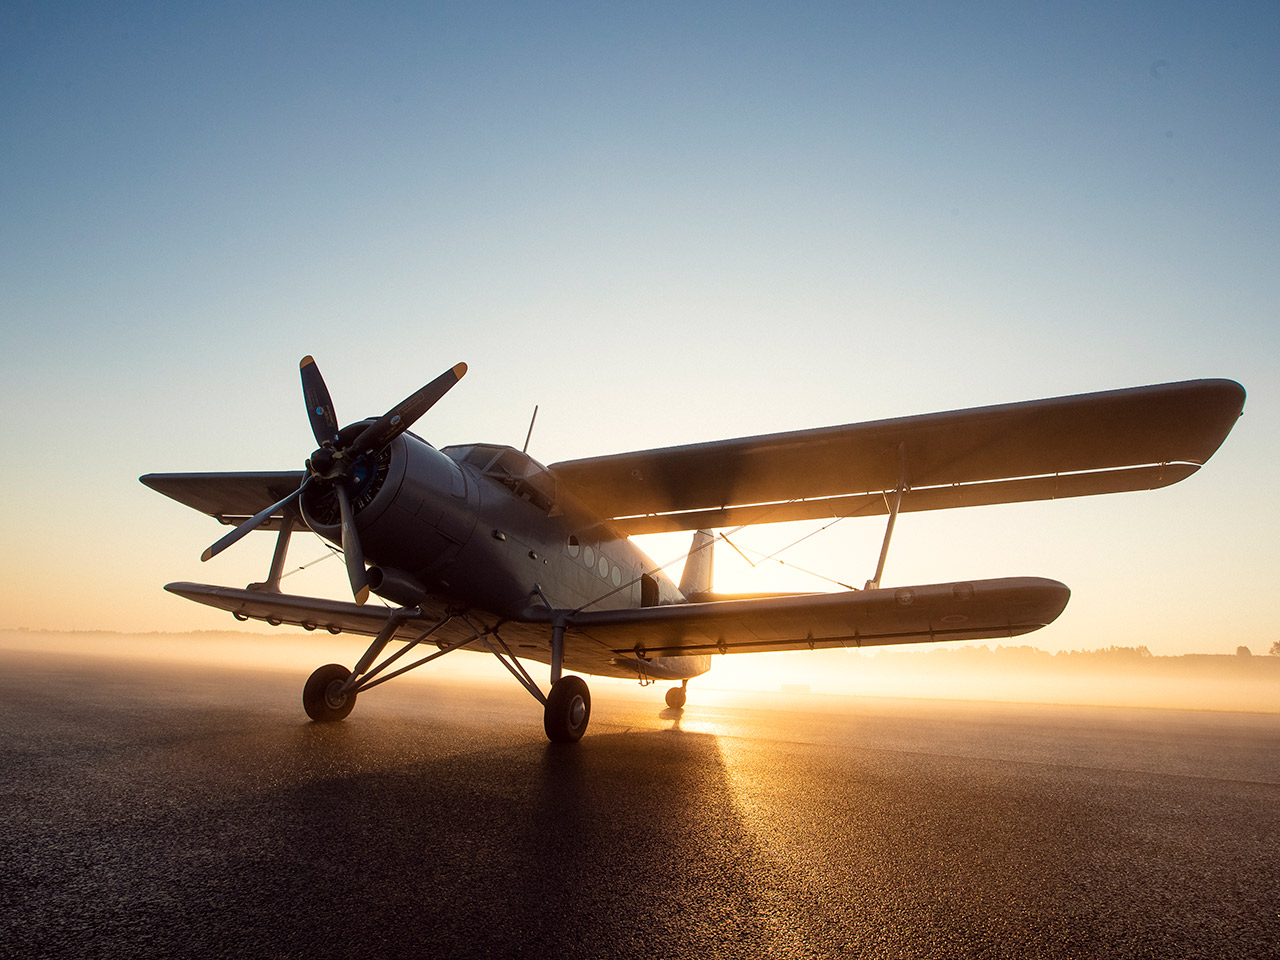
<box><xmin>442</xmin><ymin>444</ymin><xmax>556</xmax><ymax>512</ymax></box>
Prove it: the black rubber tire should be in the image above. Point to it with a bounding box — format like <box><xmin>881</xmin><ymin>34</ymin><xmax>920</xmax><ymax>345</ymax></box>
<box><xmin>544</xmin><ymin>675</ymin><xmax>591</xmax><ymax>743</ymax></box>
<box><xmin>303</xmin><ymin>663</ymin><xmax>357</xmax><ymax>722</ymax></box>
<box><xmin>665</xmin><ymin>686</ymin><xmax>687</xmax><ymax>710</ymax></box>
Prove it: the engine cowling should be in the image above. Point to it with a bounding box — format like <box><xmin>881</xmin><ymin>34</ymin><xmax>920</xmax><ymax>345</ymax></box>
<box><xmin>300</xmin><ymin>432</ymin><xmax>479</xmax><ymax>587</ymax></box>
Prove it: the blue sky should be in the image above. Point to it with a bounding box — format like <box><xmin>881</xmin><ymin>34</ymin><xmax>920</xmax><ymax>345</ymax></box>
<box><xmin>2</xmin><ymin>2</ymin><xmax>1276</xmax><ymax>662</ymax></box>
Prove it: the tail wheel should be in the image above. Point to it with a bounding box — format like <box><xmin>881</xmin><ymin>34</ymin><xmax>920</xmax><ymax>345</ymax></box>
<box><xmin>544</xmin><ymin>675</ymin><xmax>591</xmax><ymax>743</ymax></box>
<box><xmin>303</xmin><ymin>663</ymin><xmax>357</xmax><ymax>722</ymax></box>
<box><xmin>665</xmin><ymin>685</ymin><xmax>687</xmax><ymax>710</ymax></box>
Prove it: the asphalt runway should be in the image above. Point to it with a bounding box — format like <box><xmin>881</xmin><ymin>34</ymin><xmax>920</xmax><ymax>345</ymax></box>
<box><xmin>3</xmin><ymin>649</ymin><xmax>1278</xmax><ymax>959</ymax></box>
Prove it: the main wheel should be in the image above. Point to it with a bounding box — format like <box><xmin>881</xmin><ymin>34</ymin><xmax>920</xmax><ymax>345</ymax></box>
<box><xmin>665</xmin><ymin>686</ymin><xmax>687</xmax><ymax>710</ymax></box>
<box><xmin>544</xmin><ymin>675</ymin><xmax>591</xmax><ymax>743</ymax></box>
<box><xmin>303</xmin><ymin>663</ymin><xmax>357</xmax><ymax>722</ymax></box>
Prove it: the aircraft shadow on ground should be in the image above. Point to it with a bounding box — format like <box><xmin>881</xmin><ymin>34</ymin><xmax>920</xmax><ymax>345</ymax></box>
<box><xmin>3</xmin><ymin>697</ymin><xmax>795</xmax><ymax>960</ymax></box>
<box><xmin>235</xmin><ymin>726</ymin><xmax>791</xmax><ymax>958</ymax></box>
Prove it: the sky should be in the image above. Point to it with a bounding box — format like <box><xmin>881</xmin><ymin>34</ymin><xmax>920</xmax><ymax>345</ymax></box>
<box><xmin>2</xmin><ymin>2</ymin><xmax>1277</xmax><ymax>673</ymax></box>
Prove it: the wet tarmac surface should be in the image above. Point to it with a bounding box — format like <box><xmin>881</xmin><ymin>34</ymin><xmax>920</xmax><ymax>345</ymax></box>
<box><xmin>2</xmin><ymin>649</ymin><xmax>1278</xmax><ymax>959</ymax></box>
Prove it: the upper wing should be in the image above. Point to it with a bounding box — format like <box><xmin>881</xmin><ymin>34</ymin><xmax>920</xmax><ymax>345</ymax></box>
<box><xmin>141</xmin><ymin>471</ymin><xmax>305</xmax><ymax>529</ymax></box>
<box><xmin>550</xmin><ymin>379</ymin><xmax>1245</xmax><ymax>534</ymax></box>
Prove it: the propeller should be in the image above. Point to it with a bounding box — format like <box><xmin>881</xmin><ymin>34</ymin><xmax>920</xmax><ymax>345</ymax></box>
<box><xmin>201</xmin><ymin>356</ymin><xmax>467</xmax><ymax>605</ymax></box>
<box><xmin>350</xmin><ymin>363</ymin><xmax>468</xmax><ymax>455</ymax></box>
<box><xmin>334</xmin><ymin>482</ymin><xmax>369</xmax><ymax>605</ymax></box>
<box><xmin>301</xmin><ymin>355</ymin><xmax>339</xmax><ymax>445</ymax></box>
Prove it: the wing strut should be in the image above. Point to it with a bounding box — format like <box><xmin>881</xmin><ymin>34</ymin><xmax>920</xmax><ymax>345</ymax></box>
<box><xmin>866</xmin><ymin>442</ymin><xmax>906</xmax><ymax>590</ymax></box>
<box><xmin>249</xmin><ymin>506</ymin><xmax>297</xmax><ymax>593</ymax></box>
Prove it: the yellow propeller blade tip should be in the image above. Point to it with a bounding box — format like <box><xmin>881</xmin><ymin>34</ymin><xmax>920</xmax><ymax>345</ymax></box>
<box><xmin>452</xmin><ymin>362</ymin><xmax>468</xmax><ymax>378</ymax></box>
<box><xmin>300</xmin><ymin>355</ymin><xmax>315</xmax><ymax>368</ymax></box>
<box><xmin>354</xmin><ymin>586</ymin><xmax>370</xmax><ymax>606</ymax></box>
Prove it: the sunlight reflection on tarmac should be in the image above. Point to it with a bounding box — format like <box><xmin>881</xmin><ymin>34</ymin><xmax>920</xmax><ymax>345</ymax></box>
<box><xmin>2</xmin><ymin>650</ymin><xmax>1278</xmax><ymax>959</ymax></box>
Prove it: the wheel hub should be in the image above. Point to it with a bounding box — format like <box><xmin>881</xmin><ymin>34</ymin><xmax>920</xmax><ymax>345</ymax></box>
<box><xmin>324</xmin><ymin>680</ymin><xmax>349</xmax><ymax>710</ymax></box>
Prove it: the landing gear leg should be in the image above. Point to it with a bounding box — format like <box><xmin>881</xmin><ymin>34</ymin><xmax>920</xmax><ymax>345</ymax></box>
<box><xmin>483</xmin><ymin>607</ymin><xmax>593</xmax><ymax>742</ymax></box>
<box><xmin>665</xmin><ymin>679</ymin><xmax>688</xmax><ymax>710</ymax></box>
<box><xmin>301</xmin><ymin>606</ymin><xmax>428</xmax><ymax>723</ymax></box>
<box><xmin>542</xmin><ymin>616</ymin><xmax>590</xmax><ymax>742</ymax></box>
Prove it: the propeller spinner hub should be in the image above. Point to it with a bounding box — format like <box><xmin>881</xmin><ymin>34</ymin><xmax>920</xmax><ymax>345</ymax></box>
<box><xmin>307</xmin><ymin>446</ymin><xmax>340</xmax><ymax>479</ymax></box>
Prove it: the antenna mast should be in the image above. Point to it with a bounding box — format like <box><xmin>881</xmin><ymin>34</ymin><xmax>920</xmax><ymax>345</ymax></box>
<box><xmin>522</xmin><ymin>405</ymin><xmax>539</xmax><ymax>453</ymax></box>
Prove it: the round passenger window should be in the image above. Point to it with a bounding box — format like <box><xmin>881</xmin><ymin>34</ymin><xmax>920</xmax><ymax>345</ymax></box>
<box><xmin>567</xmin><ymin>538</ymin><xmax>580</xmax><ymax>558</ymax></box>
<box><xmin>611</xmin><ymin>566</ymin><xmax>622</xmax><ymax>587</ymax></box>
<box><xmin>583</xmin><ymin>545</ymin><xmax>595</xmax><ymax>568</ymax></box>
<box><xmin>598</xmin><ymin>556</ymin><xmax>609</xmax><ymax>578</ymax></box>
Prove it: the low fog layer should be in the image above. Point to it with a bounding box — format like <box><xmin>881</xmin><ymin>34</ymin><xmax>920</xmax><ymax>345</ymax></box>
<box><xmin>816</xmin><ymin>644</ymin><xmax>1280</xmax><ymax>714</ymax></box>
<box><xmin>3</xmin><ymin>629</ymin><xmax>1276</xmax><ymax>715</ymax></box>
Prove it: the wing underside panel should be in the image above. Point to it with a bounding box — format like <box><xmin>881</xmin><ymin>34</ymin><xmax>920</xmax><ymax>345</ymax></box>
<box><xmin>142</xmin><ymin>471</ymin><xmax>305</xmax><ymax>529</ymax></box>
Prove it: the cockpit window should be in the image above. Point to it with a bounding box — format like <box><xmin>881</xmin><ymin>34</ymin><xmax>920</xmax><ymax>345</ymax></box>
<box><xmin>442</xmin><ymin>444</ymin><xmax>556</xmax><ymax>512</ymax></box>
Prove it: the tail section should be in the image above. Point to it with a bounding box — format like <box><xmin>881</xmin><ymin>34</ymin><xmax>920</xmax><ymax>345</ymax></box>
<box><xmin>679</xmin><ymin>529</ymin><xmax>715</xmax><ymax>601</ymax></box>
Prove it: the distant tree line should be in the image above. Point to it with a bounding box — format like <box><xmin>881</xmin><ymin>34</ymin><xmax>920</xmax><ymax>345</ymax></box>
<box><xmin>917</xmin><ymin>644</ymin><xmax>1155</xmax><ymax>663</ymax></box>
<box><xmin>901</xmin><ymin>643</ymin><xmax>1279</xmax><ymax>664</ymax></box>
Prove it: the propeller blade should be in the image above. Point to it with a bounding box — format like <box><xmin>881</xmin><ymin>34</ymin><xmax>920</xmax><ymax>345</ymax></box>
<box><xmin>201</xmin><ymin>479</ymin><xmax>309</xmax><ymax>562</ymax></box>
<box><xmin>349</xmin><ymin>362</ymin><xmax>467</xmax><ymax>455</ymax></box>
<box><xmin>300</xmin><ymin>355</ymin><xmax>340</xmax><ymax>446</ymax></box>
<box><xmin>335</xmin><ymin>483</ymin><xmax>370</xmax><ymax>605</ymax></box>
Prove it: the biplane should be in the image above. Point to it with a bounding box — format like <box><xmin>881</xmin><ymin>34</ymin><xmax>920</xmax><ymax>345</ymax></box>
<box><xmin>141</xmin><ymin>360</ymin><xmax>1244</xmax><ymax>741</ymax></box>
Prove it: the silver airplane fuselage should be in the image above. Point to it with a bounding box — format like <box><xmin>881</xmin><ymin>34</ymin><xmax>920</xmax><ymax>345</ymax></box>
<box><xmin>302</xmin><ymin>431</ymin><xmax>688</xmax><ymax>622</ymax></box>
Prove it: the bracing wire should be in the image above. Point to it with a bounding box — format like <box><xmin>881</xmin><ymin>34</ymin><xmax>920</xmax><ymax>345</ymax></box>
<box><xmin>572</xmin><ymin>501</ymin><xmax>803</xmax><ymax>612</ymax></box>
<box><xmin>278</xmin><ymin>544</ymin><xmax>341</xmax><ymax>580</ymax></box>
<box><xmin>575</xmin><ymin>499</ymin><xmax>863</xmax><ymax>613</ymax></box>
<box><xmin>281</xmin><ymin>534</ymin><xmax>398</xmax><ymax>608</ymax></box>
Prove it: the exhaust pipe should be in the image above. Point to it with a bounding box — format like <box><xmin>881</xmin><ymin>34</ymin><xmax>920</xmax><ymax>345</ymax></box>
<box><xmin>366</xmin><ymin>566</ymin><xmax>427</xmax><ymax>606</ymax></box>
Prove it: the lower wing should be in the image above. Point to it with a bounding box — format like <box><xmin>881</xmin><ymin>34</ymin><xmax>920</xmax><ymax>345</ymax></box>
<box><xmin>164</xmin><ymin>577</ymin><xmax>1069</xmax><ymax>679</ymax></box>
<box><xmin>545</xmin><ymin>577</ymin><xmax>1069</xmax><ymax>658</ymax></box>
